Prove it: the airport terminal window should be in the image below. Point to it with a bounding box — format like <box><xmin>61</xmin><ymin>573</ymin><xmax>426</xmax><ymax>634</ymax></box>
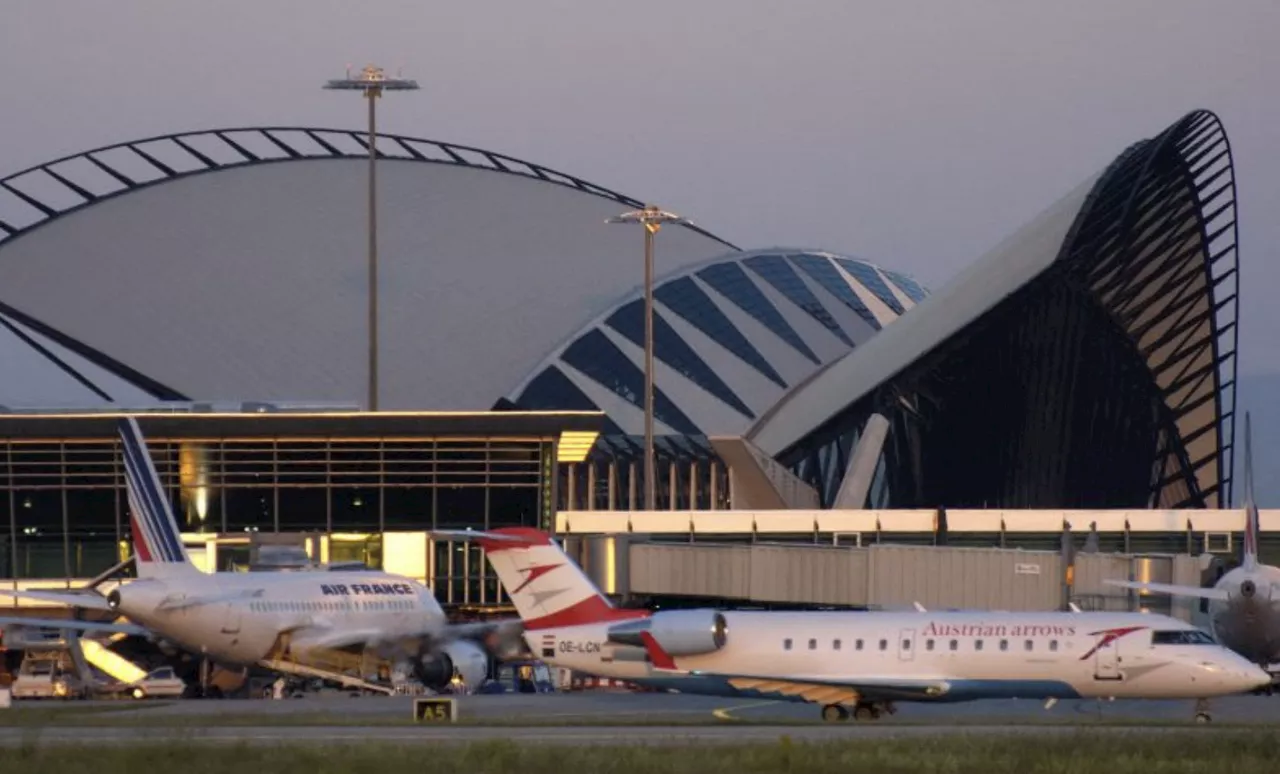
<box><xmin>655</xmin><ymin>277</ymin><xmax>787</xmax><ymax>388</ymax></box>
<box><xmin>1152</xmin><ymin>630</ymin><xmax>1216</xmax><ymax>645</ymax></box>
<box><xmin>881</xmin><ymin>269</ymin><xmax>929</xmax><ymax>303</ymax></box>
<box><xmin>833</xmin><ymin>257</ymin><xmax>907</xmax><ymax>315</ymax></box>
<box><xmin>696</xmin><ymin>261</ymin><xmax>820</xmax><ymax>364</ymax></box>
<box><xmin>742</xmin><ymin>254</ymin><xmax>853</xmax><ymax>345</ymax></box>
<box><xmin>561</xmin><ymin>329</ymin><xmax>702</xmax><ymax>435</ymax></box>
<box><xmin>789</xmin><ymin>253</ymin><xmax>880</xmax><ymax>330</ymax></box>
<box><xmin>606</xmin><ymin>299</ymin><xmax>756</xmax><ymax>420</ymax></box>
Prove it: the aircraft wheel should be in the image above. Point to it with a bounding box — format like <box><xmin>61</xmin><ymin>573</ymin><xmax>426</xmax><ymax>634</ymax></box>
<box><xmin>853</xmin><ymin>705</ymin><xmax>876</xmax><ymax>721</ymax></box>
<box><xmin>1195</xmin><ymin>712</ymin><xmax>1211</xmax><ymax>724</ymax></box>
<box><xmin>821</xmin><ymin>704</ymin><xmax>848</xmax><ymax>722</ymax></box>
<box><xmin>131</xmin><ymin>688</ymin><xmax>146</xmax><ymax>700</ymax></box>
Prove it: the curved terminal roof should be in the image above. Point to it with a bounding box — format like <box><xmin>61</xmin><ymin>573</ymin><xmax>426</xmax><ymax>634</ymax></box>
<box><xmin>507</xmin><ymin>248</ymin><xmax>927</xmax><ymax>436</ymax></box>
<box><xmin>753</xmin><ymin>110</ymin><xmax>1240</xmax><ymax>508</ymax></box>
<box><xmin>0</xmin><ymin>128</ymin><xmax>737</xmax><ymax>410</ymax></box>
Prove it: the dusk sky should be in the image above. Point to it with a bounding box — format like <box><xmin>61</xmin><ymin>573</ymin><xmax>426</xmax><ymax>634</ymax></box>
<box><xmin>2</xmin><ymin>0</ymin><xmax>1277</xmax><ymax>376</ymax></box>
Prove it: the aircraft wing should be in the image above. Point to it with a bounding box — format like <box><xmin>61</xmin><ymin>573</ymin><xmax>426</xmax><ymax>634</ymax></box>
<box><xmin>1104</xmin><ymin>580</ymin><xmax>1230</xmax><ymax>601</ymax></box>
<box><xmin>288</xmin><ymin>617</ymin><xmax>526</xmax><ymax>657</ymax></box>
<box><xmin>0</xmin><ymin>615</ymin><xmax>150</xmax><ymax>637</ymax></box>
<box><xmin>0</xmin><ymin>589</ymin><xmax>114</xmax><ymax>610</ymax></box>
<box><xmin>672</xmin><ymin>669</ymin><xmax>950</xmax><ymax>704</ymax></box>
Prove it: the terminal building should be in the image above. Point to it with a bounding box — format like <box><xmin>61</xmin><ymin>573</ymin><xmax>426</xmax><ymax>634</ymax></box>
<box><xmin>0</xmin><ymin>109</ymin><xmax>1252</xmax><ymax>613</ymax></box>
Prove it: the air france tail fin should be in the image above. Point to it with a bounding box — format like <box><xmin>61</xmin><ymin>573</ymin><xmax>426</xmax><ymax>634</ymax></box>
<box><xmin>1243</xmin><ymin>412</ymin><xmax>1260</xmax><ymax>571</ymax></box>
<box><xmin>118</xmin><ymin>418</ymin><xmax>197</xmax><ymax>579</ymax></box>
<box><xmin>436</xmin><ymin>528</ymin><xmax>646</xmax><ymax>631</ymax></box>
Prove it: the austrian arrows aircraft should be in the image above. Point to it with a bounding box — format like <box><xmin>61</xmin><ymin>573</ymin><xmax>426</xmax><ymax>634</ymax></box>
<box><xmin>0</xmin><ymin>418</ymin><xmax>519</xmax><ymax>694</ymax></box>
<box><xmin>1108</xmin><ymin>413</ymin><xmax>1280</xmax><ymax>683</ymax></box>
<box><xmin>442</xmin><ymin>527</ymin><xmax>1268</xmax><ymax>723</ymax></box>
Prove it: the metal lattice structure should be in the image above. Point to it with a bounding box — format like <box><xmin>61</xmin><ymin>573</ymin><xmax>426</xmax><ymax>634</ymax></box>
<box><xmin>773</xmin><ymin>110</ymin><xmax>1240</xmax><ymax>510</ymax></box>
<box><xmin>0</xmin><ymin>127</ymin><xmax>734</xmax><ymax>249</ymax></box>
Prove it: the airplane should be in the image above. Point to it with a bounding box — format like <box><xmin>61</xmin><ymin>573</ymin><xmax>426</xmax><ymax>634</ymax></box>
<box><xmin>0</xmin><ymin>417</ymin><xmax>521</xmax><ymax>695</ymax></box>
<box><xmin>437</xmin><ymin>526</ymin><xmax>1270</xmax><ymax>724</ymax></box>
<box><xmin>1107</xmin><ymin>412</ymin><xmax>1280</xmax><ymax>684</ymax></box>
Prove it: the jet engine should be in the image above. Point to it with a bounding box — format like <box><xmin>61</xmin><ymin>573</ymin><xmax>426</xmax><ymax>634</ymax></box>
<box><xmin>606</xmin><ymin>609</ymin><xmax>728</xmax><ymax>656</ymax></box>
<box><xmin>413</xmin><ymin>640</ymin><xmax>489</xmax><ymax>691</ymax></box>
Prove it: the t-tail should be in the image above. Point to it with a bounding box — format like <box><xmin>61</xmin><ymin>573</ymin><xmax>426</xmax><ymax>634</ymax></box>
<box><xmin>1242</xmin><ymin>412</ymin><xmax>1259</xmax><ymax>571</ymax></box>
<box><xmin>118</xmin><ymin>417</ymin><xmax>198</xmax><ymax>579</ymax></box>
<box><xmin>437</xmin><ymin>527</ymin><xmax>645</xmax><ymax>630</ymax></box>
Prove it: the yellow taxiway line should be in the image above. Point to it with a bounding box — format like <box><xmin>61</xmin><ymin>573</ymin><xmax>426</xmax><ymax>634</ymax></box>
<box><xmin>712</xmin><ymin>701</ymin><xmax>777</xmax><ymax>721</ymax></box>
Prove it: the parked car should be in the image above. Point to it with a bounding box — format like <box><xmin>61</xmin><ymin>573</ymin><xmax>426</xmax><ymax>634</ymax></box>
<box><xmin>112</xmin><ymin>666</ymin><xmax>187</xmax><ymax>700</ymax></box>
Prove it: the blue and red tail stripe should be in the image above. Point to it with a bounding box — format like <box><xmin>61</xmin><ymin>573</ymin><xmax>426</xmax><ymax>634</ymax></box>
<box><xmin>118</xmin><ymin>418</ymin><xmax>186</xmax><ymax>564</ymax></box>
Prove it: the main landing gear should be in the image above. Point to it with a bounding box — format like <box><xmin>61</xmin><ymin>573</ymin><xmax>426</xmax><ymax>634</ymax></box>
<box><xmin>821</xmin><ymin>702</ymin><xmax>895</xmax><ymax>722</ymax></box>
<box><xmin>1194</xmin><ymin>698</ymin><xmax>1212</xmax><ymax>724</ymax></box>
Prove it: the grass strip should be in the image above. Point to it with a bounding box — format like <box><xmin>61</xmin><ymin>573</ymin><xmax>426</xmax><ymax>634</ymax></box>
<box><xmin>6</xmin><ymin>730</ymin><xmax>1280</xmax><ymax>773</ymax></box>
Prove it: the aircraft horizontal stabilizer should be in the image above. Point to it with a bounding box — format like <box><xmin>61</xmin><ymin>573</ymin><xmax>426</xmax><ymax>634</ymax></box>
<box><xmin>0</xmin><ymin>589</ymin><xmax>114</xmax><ymax>611</ymax></box>
<box><xmin>1104</xmin><ymin>580</ymin><xmax>1230</xmax><ymax>601</ymax></box>
<box><xmin>0</xmin><ymin>615</ymin><xmax>149</xmax><ymax>637</ymax></box>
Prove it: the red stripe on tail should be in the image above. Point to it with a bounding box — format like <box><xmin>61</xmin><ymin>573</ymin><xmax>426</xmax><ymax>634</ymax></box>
<box><xmin>130</xmin><ymin>514</ymin><xmax>152</xmax><ymax>563</ymax></box>
<box><xmin>523</xmin><ymin>595</ymin><xmax>649</xmax><ymax>631</ymax></box>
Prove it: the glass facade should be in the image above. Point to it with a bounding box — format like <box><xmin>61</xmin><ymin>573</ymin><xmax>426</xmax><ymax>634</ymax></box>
<box><xmin>742</xmin><ymin>254</ymin><xmax>854</xmax><ymax>346</ymax></box>
<box><xmin>558</xmin><ymin>435</ymin><xmax>732</xmax><ymax>511</ymax></box>
<box><xmin>655</xmin><ymin>277</ymin><xmax>787</xmax><ymax>388</ymax></box>
<box><xmin>696</xmin><ymin>261</ymin><xmax>820</xmax><ymax>364</ymax></box>
<box><xmin>605</xmin><ymin>299</ymin><xmax>754</xmax><ymax>420</ymax></box>
<box><xmin>0</xmin><ymin>432</ymin><xmax>553</xmax><ymax>587</ymax></box>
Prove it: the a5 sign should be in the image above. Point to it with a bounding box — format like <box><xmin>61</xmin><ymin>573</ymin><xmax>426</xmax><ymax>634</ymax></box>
<box><xmin>413</xmin><ymin>697</ymin><xmax>458</xmax><ymax>723</ymax></box>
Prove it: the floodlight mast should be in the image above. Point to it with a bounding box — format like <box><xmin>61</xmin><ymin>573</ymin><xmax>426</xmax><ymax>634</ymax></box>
<box><xmin>606</xmin><ymin>205</ymin><xmax>689</xmax><ymax>512</ymax></box>
<box><xmin>324</xmin><ymin>65</ymin><xmax>419</xmax><ymax>412</ymax></box>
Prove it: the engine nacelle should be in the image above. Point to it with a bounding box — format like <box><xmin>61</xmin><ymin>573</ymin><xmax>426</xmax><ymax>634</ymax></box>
<box><xmin>413</xmin><ymin>640</ymin><xmax>489</xmax><ymax>691</ymax></box>
<box><xmin>606</xmin><ymin>609</ymin><xmax>728</xmax><ymax>656</ymax></box>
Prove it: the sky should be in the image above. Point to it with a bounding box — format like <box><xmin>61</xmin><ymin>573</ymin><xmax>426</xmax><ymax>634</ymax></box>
<box><xmin>0</xmin><ymin>2</ymin><xmax>1277</xmax><ymax>381</ymax></box>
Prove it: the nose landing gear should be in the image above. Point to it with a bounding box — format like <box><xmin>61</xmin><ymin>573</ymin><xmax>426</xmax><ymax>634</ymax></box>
<box><xmin>1194</xmin><ymin>698</ymin><xmax>1212</xmax><ymax>724</ymax></box>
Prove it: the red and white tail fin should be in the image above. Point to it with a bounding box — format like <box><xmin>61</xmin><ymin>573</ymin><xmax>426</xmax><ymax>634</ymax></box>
<box><xmin>118</xmin><ymin>418</ymin><xmax>198</xmax><ymax>580</ymax></box>
<box><xmin>439</xmin><ymin>528</ymin><xmax>645</xmax><ymax>631</ymax></box>
<box><xmin>1243</xmin><ymin>412</ymin><xmax>1259</xmax><ymax>571</ymax></box>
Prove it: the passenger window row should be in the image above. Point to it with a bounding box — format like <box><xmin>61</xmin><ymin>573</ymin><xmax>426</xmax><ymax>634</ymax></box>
<box><xmin>250</xmin><ymin>600</ymin><xmax>415</xmax><ymax>613</ymax></box>
<box><xmin>782</xmin><ymin>637</ymin><xmax>1061</xmax><ymax>652</ymax></box>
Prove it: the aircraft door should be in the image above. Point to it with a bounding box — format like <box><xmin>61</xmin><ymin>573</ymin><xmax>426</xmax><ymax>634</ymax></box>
<box><xmin>898</xmin><ymin>628</ymin><xmax>916</xmax><ymax>662</ymax></box>
<box><xmin>1093</xmin><ymin>638</ymin><xmax>1122</xmax><ymax>680</ymax></box>
<box><xmin>221</xmin><ymin>602</ymin><xmax>242</xmax><ymax>635</ymax></box>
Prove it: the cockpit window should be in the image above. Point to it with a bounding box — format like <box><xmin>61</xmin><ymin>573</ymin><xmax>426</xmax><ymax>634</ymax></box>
<box><xmin>1152</xmin><ymin>630</ymin><xmax>1215</xmax><ymax>645</ymax></box>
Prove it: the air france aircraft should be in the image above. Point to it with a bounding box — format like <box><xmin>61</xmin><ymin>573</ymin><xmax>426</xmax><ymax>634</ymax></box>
<box><xmin>1108</xmin><ymin>413</ymin><xmax>1280</xmax><ymax>685</ymax></box>
<box><xmin>441</xmin><ymin>527</ymin><xmax>1269</xmax><ymax>723</ymax></box>
<box><xmin>0</xmin><ymin>418</ymin><xmax>518</xmax><ymax>694</ymax></box>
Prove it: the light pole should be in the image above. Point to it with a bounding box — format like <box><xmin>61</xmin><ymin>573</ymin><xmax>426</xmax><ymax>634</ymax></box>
<box><xmin>324</xmin><ymin>65</ymin><xmax>419</xmax><ymax>412</ymax></box>
<box><xmin>607</xmin><ymin>204</ymin><xmax>688</xmax><ymax>511</ymax></box>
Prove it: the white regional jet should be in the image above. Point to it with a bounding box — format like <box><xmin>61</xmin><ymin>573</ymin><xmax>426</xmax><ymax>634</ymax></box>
<box><xmin>1108</xmin><ymin>413</ymin><xmax>1280</xmax><ymax>683</ymax></box>
<box><xmin>0</xmin><ymin>418</ymin><xmax>518</xmax><ymax>693</ymax></box>
<box><xmin>442</xmin><ymin>527</ymin><xmax>1269</xmax><ymax>723</ymax></box>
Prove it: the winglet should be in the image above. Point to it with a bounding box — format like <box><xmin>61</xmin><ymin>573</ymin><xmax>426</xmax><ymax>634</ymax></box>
<box><xmin>1068</xmin><ymin>602</ymin><xmax>1082</xmax><ymax>613</ymax></box>
<box><xmin>639</xmin><ymin>631</ymin><xmax>679</xmax><ymax>671</ymax></box>
<box><xmin>912</xmin><ymin>601</ymin><xmax>927</xmax><ymax>612</ymax></box>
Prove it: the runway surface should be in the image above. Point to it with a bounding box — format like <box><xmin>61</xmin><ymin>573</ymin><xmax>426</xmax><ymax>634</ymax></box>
<box><xmin>3</xmin><ymin>691</ymin><xmax>1280</xmax><ymax>747</ymax></box>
